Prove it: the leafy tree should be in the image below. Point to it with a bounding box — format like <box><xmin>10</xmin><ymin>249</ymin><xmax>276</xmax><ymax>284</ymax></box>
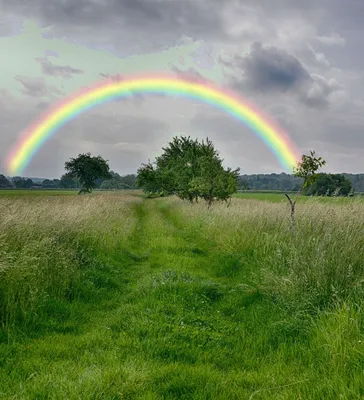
<box><xmin>188</xmin><ymin>154</ymin><xmax>239</xmax><ymax>207</ymax></box>
<box><xmin>136</xmin><ymin>161</ymin><xmax>169</xmax><ymax>196</ymax></box>
<box><xmin>0</xmin><ymin>174</ymin><xmax>12</xmax><ymax>188</ymax></box>
<box><xmin>136</xmin><ymin>136</ymin><xmax>239</xmax><ymax>205</ymax></box>
<box><xmin>304</xmin><ymin>173</ymin><xmax>353</xmax><ymax>196</ymax></box>
<box><xmin>285</xmin><ymin>150</ymin><xmax>326</xmax><ymax>228</ymax></box>
<box><xmin>64</xmin><ymin>153</ymin><xmax>111</xmax><ymax>194</ymax></box>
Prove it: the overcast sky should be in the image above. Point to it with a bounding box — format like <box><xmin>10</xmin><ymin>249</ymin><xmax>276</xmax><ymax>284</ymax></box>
<box><xmin>0</xmin><ymin>0</ymin><xmax>363</xmax><ymax>178</ymax></box>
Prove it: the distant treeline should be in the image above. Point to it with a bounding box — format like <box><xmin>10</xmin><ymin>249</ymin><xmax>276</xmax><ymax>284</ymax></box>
<box><xmin>0</xmin><ymin>172</ymin><xmax>138</xmax><ymax>190</ymax></box>
<box><xmin>1</xmin><ymin>172</ymin><xmax>364</xmax><ymax>192</ymax></box>
<box><xmin>239</xmin><ymin>173</ymin><xmax>364</xmax><ymax>192</ymax></box>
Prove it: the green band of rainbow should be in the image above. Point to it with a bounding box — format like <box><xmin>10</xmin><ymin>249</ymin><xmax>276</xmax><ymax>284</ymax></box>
<box><xmin>6</xmin><ymin>74</ymin><xmax>300</xmax><ymax>175</ymax></box>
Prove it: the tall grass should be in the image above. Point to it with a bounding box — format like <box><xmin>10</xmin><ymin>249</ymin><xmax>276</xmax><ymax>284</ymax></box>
<box><xmin>0</xmin><ymin>194</ymin><xmax>139</xmax><ymax>330</ymax></box>
<box><xmin>175</xmin><ymin>197</ymin><xmax>364</xmax><ymax>309</ymax></box>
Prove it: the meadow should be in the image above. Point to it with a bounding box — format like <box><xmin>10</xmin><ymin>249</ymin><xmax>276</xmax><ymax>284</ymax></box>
<box><xmin>0</xmin><ymin>192</ymin><xmax>363</xmax><ymax>399</ymax></box>
<box><xmin>0</xmin><ymin>189</ymin><xmax>77</xmax><ymax>197</ymax></box>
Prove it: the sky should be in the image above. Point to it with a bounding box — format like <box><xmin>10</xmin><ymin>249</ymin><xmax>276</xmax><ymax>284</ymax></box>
<box><xmin>0</xmin><ymin>0</ymin><xmax>363</xmax><ymax>178</ymax></box>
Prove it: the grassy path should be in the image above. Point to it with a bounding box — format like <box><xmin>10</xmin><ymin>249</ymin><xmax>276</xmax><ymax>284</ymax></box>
<box><xmin>1</xmin><ymin>198</ymin><xmax>362</xmax><ymax>399</ymax></box>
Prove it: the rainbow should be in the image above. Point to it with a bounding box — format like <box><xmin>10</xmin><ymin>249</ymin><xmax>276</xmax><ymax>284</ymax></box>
<box><xmin>6</xmin><ymin>73</ymin><xmax>300</xmax><ymax>175</ymax></box>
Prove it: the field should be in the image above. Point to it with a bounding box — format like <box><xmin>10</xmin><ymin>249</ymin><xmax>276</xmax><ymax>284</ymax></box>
<box><xmin>0</xmin><ymin>192</ymin><xmax>363</xmax><ymax>399</ymax></box>
<box><xmin>235</xmin><ymin>191</ymin><xmax>364</xmax><ymax>203</ymax></box>
<box><xmin>0</xmin><ymin>189</ymin><xmax>77</xmax><ymax>197</ymax></box>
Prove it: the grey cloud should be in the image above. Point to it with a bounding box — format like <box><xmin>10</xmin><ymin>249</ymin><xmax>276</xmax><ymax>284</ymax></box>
<box><xmin>35</xmin><ymin>57</ymin><xmax>84</xmax><ymax>79</ymax></box>
<box><xmin>300</xmin><ymin>74</ymin><xmax>343</xmax><ymax>108</ymax></box>
<box><xmin>1</xmin><ymin>0</ymin><xmax>225</xmax><ymax>44</ymax></box>
<box><xmin>223</xmin><ymin>42</ymin><xmax>343</xmax><ymax>109</ymax></box>
<box><xmin>225</xmin><ymin>42</ymin><xmax>311</xmax><ymax>92</ymax></box>
<box><xmin>14</xmin><ymin>75</ymin><xmax>63</xmax><ymax>97</ymax></box>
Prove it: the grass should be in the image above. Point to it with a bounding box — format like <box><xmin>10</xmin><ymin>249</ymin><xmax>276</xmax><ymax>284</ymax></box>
<box><xmin>234</xmin><ymin>191</ymin><xmax>364</xmax><ymax>203</ymax></box>
<box><xmin>0</xmin><ymin>192</ymin><xmax>363</xmax><ymax>399</ymax></box>
<box><xmin>0</xmin><ymin>189</ymin><xmax>77</xmax><ymax>197</ymax></box>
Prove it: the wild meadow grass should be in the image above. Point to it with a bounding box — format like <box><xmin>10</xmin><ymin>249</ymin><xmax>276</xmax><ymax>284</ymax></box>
<box><xmin>0</xmin><ymin>193</ymin><xmax>363</xmax><ymax>399</ymax></box>
<box><xmin>234</xmin><ymin>191</ymin><xmax>364</xmax><ymax>203</ymax></box>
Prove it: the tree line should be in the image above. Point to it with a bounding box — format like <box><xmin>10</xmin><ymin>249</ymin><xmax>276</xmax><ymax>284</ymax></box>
<box><xmin>239</xmin><ymin>172</ymin><xmax>362</xmax><ymax>193</ymax></box>
<box><xmin>0</xmin><ymin>172</ymin><xmax>138</xmax><ymax>190</ymax></box>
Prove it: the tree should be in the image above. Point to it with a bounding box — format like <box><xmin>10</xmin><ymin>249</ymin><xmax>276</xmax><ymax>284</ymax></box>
<box><xmin>64</xmin><ymin>153</ymin><xmax>111</xmax><ymax>194</ymax></box>
<box><xmin>136</xmin><ymin>161</ymin><xmax>169</xmax><ymax>196</ymax></box>
<box><xmin>304</xmin><ymin>173</ymin><xmax>352</xmax><ymax>196</ymax></box>
<box><xmin>136</xmin><ymin>136</ymin><xmax>239</xmax><ymax>205</ymax></box>
<box><xmin>285</xmin><ymin>150</ymin><xmax>326</xmax><ymax>228</ymax></box>
<box><xmin>188</xmin><ymin>154</ymin><xmax>239</xmax><ymax>207</ymax></box>
<box><xmin>0</xmin><ymin>174</ymin><xmax>12</xmax><ymax>188</ymax></box>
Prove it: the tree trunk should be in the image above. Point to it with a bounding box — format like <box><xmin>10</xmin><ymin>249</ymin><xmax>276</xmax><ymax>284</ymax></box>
<box><xmin>285</xmin><ymin>194</ymin><xmax>296</xmax><ymax>229</ymax></box>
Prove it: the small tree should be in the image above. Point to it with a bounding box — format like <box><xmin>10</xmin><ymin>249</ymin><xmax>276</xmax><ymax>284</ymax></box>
<box><xmin>285</xmin><ymin>150</ymin><xmax>326</xmax><ymax>228</ymax></box>
<box><xmin>65</xmin><ymin>153</ymin><xmax>111</xmax><ymax>194</ymax></box>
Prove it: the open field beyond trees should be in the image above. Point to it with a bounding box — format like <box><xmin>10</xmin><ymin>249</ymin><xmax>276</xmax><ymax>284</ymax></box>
<box><xmin>0</xmin><ymin>192</ymin><xmax>363</xmax><ymax>399</ymax></box>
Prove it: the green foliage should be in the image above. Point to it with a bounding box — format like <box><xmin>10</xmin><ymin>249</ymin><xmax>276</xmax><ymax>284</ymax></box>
<box><xmin>294</xmin><ymin>150</ymin><xmax>326</xmax><ymax>189</ymax></box>
<box><xmin>304</xmin><ymin>173</ymin><xmax>353</xmax><ymax>196</ymax></box>
<box><xmin>0</xmin><ymin>174</ymin><xmax>12</xmax><ymax>188</ymax></box>
<box><xmin>64</xmin><ymin>153</ymin><xmax>111</xmax><ymax>194</ymax></box>
<box><xmin>12</xmin><ymin>177</ymin><xmax>34</xmax><ymax>188</ymax></box>
<box><xmin>137</xmin><ymin>136</ymin><xmax>239</xmax><ymax>205</ymax></box>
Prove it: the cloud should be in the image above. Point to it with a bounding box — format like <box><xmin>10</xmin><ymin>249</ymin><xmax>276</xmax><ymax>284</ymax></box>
<box><xmin>222</xmin><ymin>42</ymin><xmax>344</xmax><ymax>109</ymax></box>
<box><xmin>317</xmin><ymin>33</ymin><xmax>346</xmax><ymax>47</ymax></box>
<box><xmin>13</xmin><ymin>75</ymin><xmax>63</xmax><ymax>97</ymax></box>
<box><xmin>35</xmin><ymin>57</ymin><xmax>84</xmax><ymax>79</ymax></box>
<box><xmin>1</xmin><ymin>0</ymin><xmax>226</xmax><ymax>50</ymax></box>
